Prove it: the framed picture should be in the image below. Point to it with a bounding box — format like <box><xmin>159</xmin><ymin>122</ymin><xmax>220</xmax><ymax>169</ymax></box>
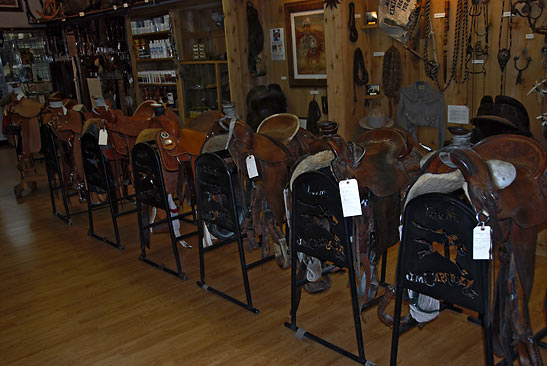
<box><xmin>284</xmin><ymin>1</ymin><xmax>326</xmax><ymax>87</ymax></box>
<box><xmin>0</xmin><ymin>0</ymin><xmax>23</xmax><ymax>11</ymax></box>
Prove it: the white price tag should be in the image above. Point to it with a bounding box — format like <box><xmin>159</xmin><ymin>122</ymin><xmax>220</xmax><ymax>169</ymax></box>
<box><xmin>373</xmin><ymin>51</ymin><xmax>385</xmax><ymax>57</ymax></box>
<box><xmin>434</xmin><ymin>13</ymin><xmax>446</xmax><ymax>18</ymax></box>
<box><xmin>339</xmin><ymin>179</ymin><xmax>362</xmax><ymax>217</ymax></box>
<box><xmin>503</xmin><ymin>11</ymin><xmax>512</xmax><ymax>17</ymax></box>
<box><xmin>525</xmin><ymin>34</ymin><xmax>534</xmax><ymax>40</ymax></box>
<box><xmin>113</xmin><ymin>5</ymin><xmax>117</xmax><ymax>10</ymax></box>
<box><xmin>79</xmin><ymin>12</ymin><xmax>85</xmax><ymax>17</ymax></box>
<box><xmin>123</xmin><ymin>3</ymin><xmax>128</xmax><ymax>7</ymax></box>
<box><xmin>98</xmin><ymin>129</ymin><xmax>108</xmax><ymax>146</ymax></box>
<box><xmin>281</xmin><ymin>76</ymin><xmax>287</xmax><ymax>80</ymax></box>
<box><xmin>246</xmin><ymin>155</ymin><xmax>259</xmax><ymax>178</ymax></box>
<box><xmin>472</xmin><ymin>59</ymin><xmax>484</xmax><ymax>64</ymax></box>
<box><xmin>310</xmin><ymin>90</ymin><xmax>319</xmax><ymax>95</ymax></box>
<box><xmin>473</xmin><ymin>226</ymin><xmax>492</xmax><ymax>260</ymax></box>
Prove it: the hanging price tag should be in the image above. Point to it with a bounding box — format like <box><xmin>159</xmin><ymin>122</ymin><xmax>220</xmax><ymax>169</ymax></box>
<box><xmin>246</xmin><ymin>155</ymin><xmax>259</xmax><ymax>178</ymax></box>
<box><xmin>339</xmin><ymin>179</ymin><xmax>362</xmax><ymax>217</ymax></box>
<box><xmin>473</xmin><ymin>225</ymin><xmax>492</xmax><ymax>260</ymax></box>
<box><xmin>98</xmin><ymin>129</ymin><xmax>108</xmax><ymax>146</ymax></box>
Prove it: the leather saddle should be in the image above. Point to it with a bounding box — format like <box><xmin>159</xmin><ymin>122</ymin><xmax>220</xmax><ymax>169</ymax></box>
<box><xmin>156</xmin><ymin>127</ymin><xmax>207</xmax><ymax>172</ymax></box>
<box><xmin>257</xmin><ymin>113</ymin><xmax>315</xmax><ymax>159</ymax></box>
<box><xmin>7</xmin><ymin>98</ymin><xmax>44</xmax><ymax>155</ymax></box>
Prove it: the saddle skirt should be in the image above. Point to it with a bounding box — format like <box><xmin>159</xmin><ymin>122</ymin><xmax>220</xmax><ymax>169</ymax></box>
<box><xmin>156</xmin><ymin>128</ymin><xmax>207</xmax><ymax>172</ymax></box>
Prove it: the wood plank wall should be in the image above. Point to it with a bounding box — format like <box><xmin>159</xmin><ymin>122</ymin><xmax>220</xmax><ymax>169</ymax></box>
<box><xmin>224</xmin><ymin>0</ymin><xmax>546</xmax><ymax>149</ymax></box>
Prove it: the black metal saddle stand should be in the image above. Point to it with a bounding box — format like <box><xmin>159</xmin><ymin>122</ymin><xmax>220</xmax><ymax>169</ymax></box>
<box><xmin>81</xmin><ymin>126</ymin><xmax>136</xmax><ymax>250</ymax></box>
<box><xmin>194</xmin><ymin>151</ymin><xmax>274</xmax><ymax>314</ymax></box>
<box><xmin>286</xmin><ymin>170</ymin><xmax>370</xmax><ymax>365</ymax></box>
<box><xmin>41</xmin><ymin>124</ymin><xmax>90</xmax><ymax>226</ymax></box>
<box><xmin>390</xmin><ymin>193</ymin><xmax>493</xmax><ymax>365</ymax></box>
<box><xmin>132</xmin><ymin>141</ymin><xmax>196</xmax><ymax>279</ymax></box>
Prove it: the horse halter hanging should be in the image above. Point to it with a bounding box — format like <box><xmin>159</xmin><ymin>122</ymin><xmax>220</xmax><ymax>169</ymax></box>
<box><xmin>353</xmin><ymin>48</ymin><xmax>369</xmax><ymax>102</ymax></box>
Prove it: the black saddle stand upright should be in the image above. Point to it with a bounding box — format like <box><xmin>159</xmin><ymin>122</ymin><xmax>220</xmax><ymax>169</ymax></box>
<box><xmin>286</xmin><ymin>170</ymin><xmax>371</xmax><ymax>365</ymax></box>
<box><xmin>390</xmin><ymin>193</ymin><xmax>493</xmax><ymax>365</ymax></box>
<box><xmin>81</xmin><ymin>126</ymin><xmax>136</xmax><ymax>250</ymax></box>
<box><xmin>132</xmin><ymin>142</ymin><xmax>195</xmax><ymax>279</ymax></box>
<box><xmin>194</xmin><ymin>151</ymin><xmax>274</xmax><ymax>314</ymax></box>
<box><xmin>41</xmin><ymin>124</ymin><xmax>86</xmax><ymax>226</ymax></box>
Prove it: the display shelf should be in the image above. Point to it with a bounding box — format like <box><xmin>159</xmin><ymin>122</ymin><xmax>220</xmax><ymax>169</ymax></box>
<box><xmin>139</xmin><ymin>83</ymin><xmax>177</xmax><ymax>87</ymax></box>
<box><xmin>362</xmin><ymin>24</ymin><xmax>379</xmax><ymax>29</ymax></box>
<box><xmin>132</xmin><ymin>30</ymin><xmax>171</xmax><ymax>38</ymax></box>
<box><xmin>136</xmin><ymin>58</ymin><xmax>175</xmax><ymax>62</ymax></box>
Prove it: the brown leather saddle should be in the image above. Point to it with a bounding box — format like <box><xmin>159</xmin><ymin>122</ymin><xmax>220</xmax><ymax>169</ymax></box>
<box><xmin>7</xmin><ymin>98</ymin><xmax>44</xmax><ymax>155</ymax></box>
<box><xmin>417</xmin><ymin>135</ymin><xmax>546</xmax><ymax>366</ymax></box>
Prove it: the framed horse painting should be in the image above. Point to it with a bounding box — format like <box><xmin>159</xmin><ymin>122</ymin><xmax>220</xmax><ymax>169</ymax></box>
<box><xmin>0</xmin><ymin>0</ymin><xmax>23</xmax><ymax>11</ymax></box>
<box><xmin>284</xmin><ymin>1</ymin><xmax>327</xmax><ymax>87</ymax></box>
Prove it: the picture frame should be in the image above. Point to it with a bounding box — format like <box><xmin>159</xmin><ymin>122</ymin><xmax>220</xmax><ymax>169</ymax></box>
<box><xmin>0</xmin><ymin>0</ymin><xmax>23</xmax><ymax>12</ymax></box>
<box><xmin>284</xmin><ymin>1</ymin><xmax>326</xmax><ymax>87</ymax></box>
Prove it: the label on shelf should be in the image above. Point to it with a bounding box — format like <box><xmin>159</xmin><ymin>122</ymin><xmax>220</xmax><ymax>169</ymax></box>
<box><xmin>472</xmin><ymin>59</ymin><xmax>484</xmax><ymax>64</ymax></box>
<box><xmin>310</xmin><ymin>90</ymin><xmax>319</xmax><ymax>95</ymax></box>
<box><xmin>434</xmin><ymin>13</ymin><xmax>446</xmax><ymax>18</ymax></box>
<box><xmin>373</xmin><ymin>51</ymin><xmax>385</xmax><ymax>57</ymax></box>
<box><xmin>525</xmin><ymin>34</ymin><xmax>534</xmax><ymax>39</ymax></box>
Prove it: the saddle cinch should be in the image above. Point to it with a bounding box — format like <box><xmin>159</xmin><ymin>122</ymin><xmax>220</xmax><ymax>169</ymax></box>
<box><xmin>410</xmin><ymin>134</ymin><xmax>546</xmax><ymax>366</ymax></box>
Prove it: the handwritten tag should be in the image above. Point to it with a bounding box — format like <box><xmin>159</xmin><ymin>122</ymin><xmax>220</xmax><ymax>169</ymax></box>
<box><xmin>339</xmin><ymin>179</ymin><xmax>362</xmax><ymax>217</ymax></box>
<box><xmin>246</xmin><ymin>155</ymin><xmax>259</xmax><ymax>178</ymax></box>
<box><xmin>98</xmin><ymin>129</ymin><xmax>108</xmax><ymax>146</ymax></box>
<box><xmin>473</xmin><ymin>226</ymin><xmax>492</xmax><ymax>260</ymax></box>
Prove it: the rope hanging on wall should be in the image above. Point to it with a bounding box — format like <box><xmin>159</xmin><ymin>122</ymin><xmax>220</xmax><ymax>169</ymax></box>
<box><xmin>382</xmin><ymin>46</ymin><xmax>402</xmax><ymax>118</ymax></box>
<box><xmin>348</xmin><ymin>2</ymin><xmax>358</xmax><ymax>42</ymax></box>
<box><xmin>353</xmin><ymin>48</ymin><xmax>369</xmax><ymax>102</ymax></box>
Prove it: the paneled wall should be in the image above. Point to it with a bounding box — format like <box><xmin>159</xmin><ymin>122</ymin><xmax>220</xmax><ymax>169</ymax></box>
<box><xmin>224</xmin><ymin>0</ymin><xmax>545</xmax><ymax>148</ymax></box>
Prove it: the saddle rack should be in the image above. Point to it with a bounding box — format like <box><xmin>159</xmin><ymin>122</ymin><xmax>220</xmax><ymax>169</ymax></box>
<box><xmin>41</xmin><ymin>124</ymin><xmax>88</xmax><ymax>225</ymax></box>
<box><xmin>194</xmin><ymin>151</ymin><xmax>274</xmax><ymax>314</ymax></box>
<box><xmin>286</xmin><ymin>170</ymin><xmax>372</xmax><ymax>365</ymax></box>
<box><xmin>132</xmin><ymin>141</ymin><xmax>196</xmax><ymax>279</ymax></box>
<box><xmin>81</xmin><ymin>126</ymin><xmax>137</xmax><ymax>250</ymax></box>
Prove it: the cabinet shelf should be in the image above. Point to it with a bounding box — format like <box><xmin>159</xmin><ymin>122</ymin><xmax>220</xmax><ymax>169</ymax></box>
<box><xmin>132</xmin><ymin>30</ymin><xmax>170</xmax><ymax>38</ymax></box>
<box><xmin>139</xmin><ymin>83</ymin><xmax>177</xmax><ymax>87</ymax></box>
<box><xmin>136</xmin><ymin>58</ymin><xmax>174</xmax><ymax>62</ymax></box>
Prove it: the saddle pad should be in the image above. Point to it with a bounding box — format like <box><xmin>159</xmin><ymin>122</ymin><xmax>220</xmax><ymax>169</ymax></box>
<box><xmin>256</xmin><ymin>113</ymin><xmax>300</xmax><ymax>146</ymax></box>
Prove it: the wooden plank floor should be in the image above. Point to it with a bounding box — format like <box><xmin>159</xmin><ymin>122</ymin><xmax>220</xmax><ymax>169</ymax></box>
<box><xmin>0</xmin><ymin>145</ymin><xmax>545</xmax><ymax>365</ymax></box>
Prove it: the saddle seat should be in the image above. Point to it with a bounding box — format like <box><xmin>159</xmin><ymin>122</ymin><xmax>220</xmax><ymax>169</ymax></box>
<box><xmin>256</xmin><ymin>113</ymin><xmax>300</xmax><ymax>146</ymax></box>
<box><xmin>353</xmin><ymin>128</ymin><xmax>411</xmax><ymax>197</ymax></box>
<box><xmin>12</xmin><ymin>98</ymin><xmax>43</xmax><ymax>118</ymax></box>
